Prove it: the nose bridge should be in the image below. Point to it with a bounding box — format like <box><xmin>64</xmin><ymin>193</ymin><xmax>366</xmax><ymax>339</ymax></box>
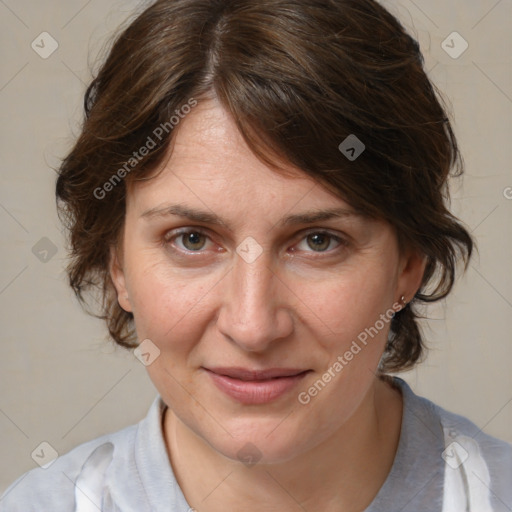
<box><xmin>217</xmin><ymin>251</ymin><xmax>292</xmax><ymax>351</ymax></box>
<box><xmin>236</xmin><ymin>255</ymin><xmax>274</xmax><ymax>312</ymax></box>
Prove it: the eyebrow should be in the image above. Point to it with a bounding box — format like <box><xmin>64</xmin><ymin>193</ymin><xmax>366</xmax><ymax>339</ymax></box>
<box><xmin>140</xmin><ymin>203</ymin><xmax>366</xmax><ymax>230</ymax></box>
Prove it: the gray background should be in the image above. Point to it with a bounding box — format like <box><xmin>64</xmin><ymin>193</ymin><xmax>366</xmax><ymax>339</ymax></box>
<box><xmin>1</xmin><ymin>0</ymin><xmax>511</xmax><ymax>494</ymax></box>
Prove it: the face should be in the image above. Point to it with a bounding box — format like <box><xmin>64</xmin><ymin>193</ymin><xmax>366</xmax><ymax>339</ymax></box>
<box><xmin>111</xmin><ymin>98</ymin><xmax>424</xmax><ymax>464</ymax></box>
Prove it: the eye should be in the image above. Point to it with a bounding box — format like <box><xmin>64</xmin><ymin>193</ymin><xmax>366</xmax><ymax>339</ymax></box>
<box><xmin>164</xmin><ymin>228</ymin><xmax>347</xmax><ymax>257</ymax></box>
<box><xmin>165</xmin><ymin>229</ymin><xmax>213</xmax><ymax>252</ymax></box>
<box><xmin>293</xmin><ymin>231</ymin><xmax>346</xmax><ymax>254</ymax></box>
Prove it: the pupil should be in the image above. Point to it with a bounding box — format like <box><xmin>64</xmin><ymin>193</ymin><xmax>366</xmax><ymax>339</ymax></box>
<box><xmin>309</xmin><ymin>233</ymin><xmax>329</xmax><ymax>251</ymax></box>
<box><xmin>185</xmin><ymin>232</ymin><xmax>204</xmax><ymax>250</ymax></box>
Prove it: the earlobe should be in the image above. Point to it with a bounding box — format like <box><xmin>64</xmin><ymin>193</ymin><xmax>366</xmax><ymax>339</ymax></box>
<box><xmin>109</xmin><ymin>245</ymin><xmax>132</xmax><ymax>313</ymax></box>
<box><xmin>397</xmin><ymin>248</ymin><xmax>427</xmax><ymax>306</ymax></box>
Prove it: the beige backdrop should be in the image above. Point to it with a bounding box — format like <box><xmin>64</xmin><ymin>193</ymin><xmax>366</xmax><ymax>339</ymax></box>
<box><xmin>1</xmin><ymin>0</ymin><xmax>511</xmax><ymax>494</ymax></box>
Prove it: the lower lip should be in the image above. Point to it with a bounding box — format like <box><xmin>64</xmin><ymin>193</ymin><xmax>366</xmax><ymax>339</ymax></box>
<box><xmin>205</xmin><ymin>369</ymin><xmax>310</xmax><ymax>404</ymax></box>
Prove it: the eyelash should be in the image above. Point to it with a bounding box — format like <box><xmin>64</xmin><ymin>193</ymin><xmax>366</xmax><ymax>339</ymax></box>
<box><xmin>163</xmin><ymin>228</ymin><xmax>349</xmax><ymax>258</ymax></box>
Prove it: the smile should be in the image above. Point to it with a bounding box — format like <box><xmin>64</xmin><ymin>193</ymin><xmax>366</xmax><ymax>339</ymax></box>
<box><xmin>203</xmin><ymin>367</ymin><xmax>312</xmax><ymax>404</ymax></box>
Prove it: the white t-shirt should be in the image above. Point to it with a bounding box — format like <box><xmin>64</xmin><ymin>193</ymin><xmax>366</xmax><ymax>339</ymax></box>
<box><xmin>1</xmin><ymin>377</ymin><xmax>511</xmax><ymax>511</ymax></box>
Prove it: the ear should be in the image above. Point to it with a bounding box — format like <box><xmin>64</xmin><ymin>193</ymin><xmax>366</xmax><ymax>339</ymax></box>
<box><xmin>396</xmin><ymin>245</ymin><xmax>427</xmax><ymax>305</ymax></box>
<box><xmin>109</xmin><ymin>244</ymin><xmax>133</xmax><ymax>313</ymax></box>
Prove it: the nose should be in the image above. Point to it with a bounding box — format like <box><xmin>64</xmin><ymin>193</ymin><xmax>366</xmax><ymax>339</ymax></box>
<box><xmin>216</xmin><ymin>251</ymin><xmax>294</xmax><ymax>352</ymax></box>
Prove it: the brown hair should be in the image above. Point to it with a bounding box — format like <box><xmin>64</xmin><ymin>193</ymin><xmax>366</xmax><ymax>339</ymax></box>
<box><xmin>56</xmin><ymin>0</ymin><xmax>474</xmax><ymax>372</ymax></box>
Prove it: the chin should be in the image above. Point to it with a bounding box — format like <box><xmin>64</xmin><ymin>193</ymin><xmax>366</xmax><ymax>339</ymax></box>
<box><xmin>216</xmin><ymin>435</ymin><xmax>305</xmax><ymax>466</ymax></box>
<box><xmin>197</xmin><ymin>417</ymin><xmax>319</xmax><ymax>466</ymax></box>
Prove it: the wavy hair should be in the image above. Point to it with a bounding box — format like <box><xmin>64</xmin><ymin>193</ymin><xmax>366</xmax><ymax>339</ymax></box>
<box><xmin>56</xmin><ymin>0</ymin><xmax>474</xmax><ymax>372</ymax></box>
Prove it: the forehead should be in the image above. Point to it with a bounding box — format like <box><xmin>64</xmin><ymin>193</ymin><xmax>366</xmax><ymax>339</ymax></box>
<box><xmin>126</xmin><ymin>98</ymin><xmax>356</xmax><ymax>219</ymax></box>
<box><xmin>160</xmin><ymin>98</ymin><xmax>307</xmax><ymax>184</ymax></box>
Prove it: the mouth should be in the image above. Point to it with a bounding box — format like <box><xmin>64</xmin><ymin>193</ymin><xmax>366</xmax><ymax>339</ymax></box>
<box><xmin>202</xmin><ymin>367</ymin><xmax>312</xmax><ymax>404</ymax></box>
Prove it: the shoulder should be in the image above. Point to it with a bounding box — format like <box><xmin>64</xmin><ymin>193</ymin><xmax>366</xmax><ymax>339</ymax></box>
<box><xmin>0</xmin><ymin>421</ymin><xmax>138</xmax><ymax>512</ymax></box>
<box><xmin>1</xmin><ymin>396</ymin><xmax>191</xmax><ymax>512</ymax></box>
<box><xmin>430</xmin><ymin>390</ymin><xmax>512</xmax><ymax>463</ymax></box>
<box><xmin>394</xmin><ymin>376</ymin><xmax>512</xmax><ymax>457</ymax></box>
<box><xmin>394</xmin><ymin>377</ymin><xmax>512</xmax><ymax>508</ymax></box>
<box><xmin>436</xmin><ymin>398</ymin><xmax>512</xmax><ymax>485</ymax></box>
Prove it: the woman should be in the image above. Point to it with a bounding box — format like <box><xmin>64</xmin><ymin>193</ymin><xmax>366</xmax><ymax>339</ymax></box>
<box><xmin>2</xmin><ymin>0</ymin><xmax>511</xmax><ymax>510</ymax></box>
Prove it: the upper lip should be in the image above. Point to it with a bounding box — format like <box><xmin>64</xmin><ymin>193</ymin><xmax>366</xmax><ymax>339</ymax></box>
<box><xmin>204</xmin><ymin>367</ymin><xmax>310</xmax><ymax>381</ymax></box>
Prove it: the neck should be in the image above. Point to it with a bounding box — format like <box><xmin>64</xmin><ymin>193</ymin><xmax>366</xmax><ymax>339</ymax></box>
<box><xmin>163</xmin><ymin>376</ymin><xmax>402</xmax><ymax>512</ymax></box>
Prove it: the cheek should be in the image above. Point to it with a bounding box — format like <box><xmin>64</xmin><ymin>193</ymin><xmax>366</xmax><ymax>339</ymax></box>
<box><xmin>126</xmin><ymin>257</ymin><xmax>217</xmax><ymax>347</ymax></box>
<box><xmin>294</xmin><ymin>260</ymin><xmax>397</xmax><ymax>348</ymax></box>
